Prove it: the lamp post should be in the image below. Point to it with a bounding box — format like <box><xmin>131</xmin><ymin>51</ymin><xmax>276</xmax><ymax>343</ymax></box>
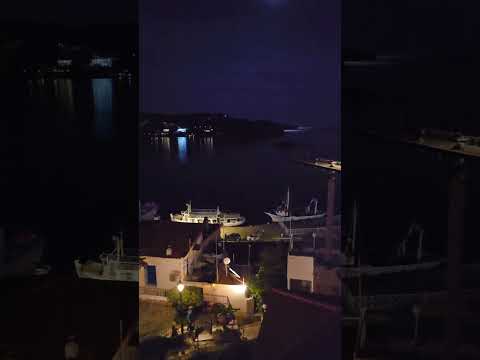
<box><xmin>412</xmin><ymin>304</ymin><xmax>421</xmax><ymax>345</ymax></box>
<box><xmin>177</xmin><ymin>282</ymin><xmax>185</xmax><ymax>334</ymax></box>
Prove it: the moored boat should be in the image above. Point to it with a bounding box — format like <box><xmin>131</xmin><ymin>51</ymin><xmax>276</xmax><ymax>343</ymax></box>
<box><xmin>170</xmin><ymin>202</ymin><xmax>246</xmax><ymax>226</ymax></box>
<box><xmin>265</xmin><ymin>188</ymin><xmax>326</xmax><ymax>223</ymax></box>
<box><xmin>74</xmin><ymin>233</ymin><xmax>139</xmax><ymax>282</ymax></box>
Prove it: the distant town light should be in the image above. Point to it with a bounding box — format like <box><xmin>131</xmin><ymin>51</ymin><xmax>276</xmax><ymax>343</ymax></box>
<box><xmin>177</xmin><ymin>128</ymin><xmax>187</xmax><ymax>133</ymax></box>
<box><xmin>57</xmin><ymin>59</ymin><xmax>72</xmax><ymax>67</ymax></box>
<box><xmin>90</xmin><ymin>56</ymin><xmax>113</xmax><ymax>68</ymax></box>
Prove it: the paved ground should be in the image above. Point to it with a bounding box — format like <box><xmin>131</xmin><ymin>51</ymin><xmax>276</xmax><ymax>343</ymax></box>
<box><xmin>139</xmin><ymin>302</ymin><xmax>262</xmax><ymax>359</ymax></box>
<box><xmin>140</xmin><ymin>299</ymin><xmax>176</xmax><ymax>338</ymax></box>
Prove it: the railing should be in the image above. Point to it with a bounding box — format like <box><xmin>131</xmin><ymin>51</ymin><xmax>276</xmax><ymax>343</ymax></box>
<box><xmin>204</xmin><ymin>293</ymin><xmax>230</xmax><ymax>305</ymax></box>
<box><xmin>139</xmin><ymin>287</ymin><xmax>168</xmax><ymax>298</ymax></box>
<box><xmin>353</xmin><ymin>289</ymin><xmax>480</xmax><ymax>310</ymax></box>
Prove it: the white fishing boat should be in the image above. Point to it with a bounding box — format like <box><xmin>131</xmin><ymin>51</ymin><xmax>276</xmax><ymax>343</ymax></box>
<box><xmin>74</xmin><ymin>233</ymin><xmax>139</xmax><ymax>282</ymax></box>
<box><xmin>170</xmin><ymin>202</ymin><xmax>246</xmax><ymax>226</ymax></box>
<box><xmin>265</xmin><ymin>188</ymin><xmax>326</xmax><ymax>223</ymax></box>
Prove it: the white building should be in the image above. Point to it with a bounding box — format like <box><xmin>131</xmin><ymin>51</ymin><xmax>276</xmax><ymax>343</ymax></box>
<box><xmin>286</xmin><ymin>223</ymin><xmax>343</xmax><ymax>296</ymax></box>
<box><xmin>287</xmin><ymin>252</ymin><xmax>343</xmax><ymax>296</ymax></box>
<box><xmin>139</xmin><ymin>221</ymin><xmax>254</xmax><ymax>314</ymax></box>
<box><xmin>139</xmin><ymin>221</ymin><xmax>206</xmax><ymax>297</ymax></box>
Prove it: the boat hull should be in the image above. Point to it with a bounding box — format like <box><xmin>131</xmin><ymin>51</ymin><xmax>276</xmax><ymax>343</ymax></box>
<box><xmin>265</xmin><ymin>212</ymin><xmax>326</xmax><ymax>223</ymax></box>
<box><xmin>74</xmin><ymin>260</ymin><xmax>138</xmax><ymax>282</ymax></box>
<box><xmin>170</xmin><ymin>215</ymin><xmax>245</xmax><ymax>227</ymax></box>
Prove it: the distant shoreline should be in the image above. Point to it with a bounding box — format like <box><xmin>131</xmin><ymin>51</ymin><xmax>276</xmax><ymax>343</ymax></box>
<box><xmin>140</xmin><ymin>112</ymin><xmax>302</xmax><ymax>140</ymax></box>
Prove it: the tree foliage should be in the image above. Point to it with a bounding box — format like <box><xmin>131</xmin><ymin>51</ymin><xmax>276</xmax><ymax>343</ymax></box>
<box><xmin>248</xmin><ymin>245</ymin><xmax>287</xmax><ymax>309</ymax></box>
<box><xmin>167</xmin><ymin>286</ymin><xmax>203</xmax><ymax>310</ymax></box>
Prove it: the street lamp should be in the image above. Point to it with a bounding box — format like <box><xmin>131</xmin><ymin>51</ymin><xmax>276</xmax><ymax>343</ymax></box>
<box><xmin>177</xmin><ymin>282</ymin><xmax>185</xmax><ymax>293</ymax></box>
<box><xmin>177</xmin><ymin>281</ymin><xmax>185</xmax><ymax>304</ymax></box>
<box><xmin>176</xmin><ymin>282</ymin><xmax>185</xmax><ymax>335</ymax></box>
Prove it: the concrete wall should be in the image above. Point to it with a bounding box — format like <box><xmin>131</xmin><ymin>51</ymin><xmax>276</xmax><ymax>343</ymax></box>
<box><xmin>184</xmin><ymin>281</ymin><xmax>253</xmax><ymax>315</ymax></box>
<box><xmin>140</xmin><ymin>246</ymin><xmax>200</xmax><ymax>289</ymax></box>
<box><xmin>139</xmin><ymin>256</ymin><xmax>182</xmax><ymax>290</ymax></box>
<box><xmin>314</xmin><ymin>266</ymin><xmax>341</xmax><ymax>296</ymax></box>
<box><xmin>220</xmin><ymin>224</ymin><xmax>283</xmax><ymax>240</ymax></box>
<box><xmin>287</xmin><ymin>255</ymin><xmax>314</xmax><ymax>292</ymax></box>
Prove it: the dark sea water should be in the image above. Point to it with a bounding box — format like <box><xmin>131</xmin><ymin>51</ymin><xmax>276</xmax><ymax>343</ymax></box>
<box><xmin>3</xmin><ymin>77</ymin><xmax>138</xmax><ymax>269</ymax></box>
<box><xmin>140</xmin><ymin>128</ymin><xmax>341</xmax><ymax>225</ymax></box>
<box><xmin>343</xmin><ymin>65</ymin><xmax>480</xmax><ymax>264</ymax></box>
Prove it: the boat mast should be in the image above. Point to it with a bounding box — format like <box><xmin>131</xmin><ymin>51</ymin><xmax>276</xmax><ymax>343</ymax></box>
<box><xmin>120</xmin><ymin>232</ymin><xmax>124</xmax><ymax>257</ymax></box>
<box><xmin>286</xmin><ymin>187</ymin><xmax>290</xmax><ymax>216</ymax></box>
<box><xmin>352</xmin><ymin>200</ymin><xmax>358</xmax><ymax>264</ymax></box>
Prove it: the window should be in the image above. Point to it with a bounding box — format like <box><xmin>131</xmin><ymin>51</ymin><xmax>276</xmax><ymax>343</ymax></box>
<box><xmin>169</xmin><ymin>270</ymin><xmax>180</xmax><ymax>282</ymax></box>
<box><xmin>146</xmin><ymin>265</ymin><xmax>157</xmax><ymax>286</ymax></box>
<box><xmin>289</xmin><ymin>278</ymin><xmax>312</xmax><ymax>293</ymax></box>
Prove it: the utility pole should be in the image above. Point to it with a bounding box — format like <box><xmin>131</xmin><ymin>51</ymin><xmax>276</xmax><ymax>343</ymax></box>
<box><xmin>326</xmin><ymin>172</ymin><xmax>337</xmax><ymax>259</ymax></box>
<box><xmin>215</xmin><ymin>235</ymin><xmax>219</xmax><ymax>283</ymax></box>
<box><xmin>444</xmin><ymin>157</ymin><xmax>466</xmax><ymax>360</ymax></box>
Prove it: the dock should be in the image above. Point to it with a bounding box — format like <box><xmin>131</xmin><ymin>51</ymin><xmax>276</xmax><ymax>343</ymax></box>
<box><xmin>296</xmin><ymin>159</ymin><xmax>341</xmax><ymax>172</ymax></box>
<box><xmin>364</xmin><ymin>129</ymin><xmax>480</xmax><ymax>159</ymax></box>
<box><xmin>220</xmin><ymin>223</ymin><xmax>285</xmax><ymax>242</ymax></box>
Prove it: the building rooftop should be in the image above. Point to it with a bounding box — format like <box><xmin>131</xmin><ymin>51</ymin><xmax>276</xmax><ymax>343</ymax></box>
<box><xmin>140</xmin><ymin>221</ymin><xmax>206</xmax><ymax>258</ymax></box>
<box><xmin>215</xmin><ymin>263</ymin><xmax>248</xmax><ymax>285</ymax></box>
<box><xmin>254</xmin><ymin>288</ymin><xmax>340</xmax><ymax>360</ymax></box>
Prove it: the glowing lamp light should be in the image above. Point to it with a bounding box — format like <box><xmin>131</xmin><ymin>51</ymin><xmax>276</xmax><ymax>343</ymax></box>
<box><xmin>177</xmin><ymin>128</ymin><xmax>187</xmax><ymax>133</ymax></box>
<box><xmin>177</xmin><ymin>283</ymin><xmax>185</xmax><ymax>293</ymax></box>
<box><xmin>234</xmin><ymin>284</ymin><xmax>247</xmax><ymax>294</ymax></box>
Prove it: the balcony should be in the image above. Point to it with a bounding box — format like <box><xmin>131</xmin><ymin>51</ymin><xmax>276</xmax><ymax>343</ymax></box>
<box><xmin>139</xmin><ymin>286</ymin><xmax>168</xmax><ymax>299</ymax></box>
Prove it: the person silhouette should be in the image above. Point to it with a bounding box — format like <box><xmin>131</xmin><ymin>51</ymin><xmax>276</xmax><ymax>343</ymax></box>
<box><xmin>64</xmin><ymin>335</ymin><xmax>79</xmax><ymax>359</ymax></box>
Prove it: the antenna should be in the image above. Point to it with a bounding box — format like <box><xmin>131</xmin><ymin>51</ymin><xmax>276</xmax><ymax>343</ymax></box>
<box><xmin>223</xmin><ymin>257</ymin><xmax>231</xmax><ymax>277</ymax></box>
<box><xmin>286</xmin><ymin>187</ymin><xmax>290</xmax><ymax>215</ymax></box>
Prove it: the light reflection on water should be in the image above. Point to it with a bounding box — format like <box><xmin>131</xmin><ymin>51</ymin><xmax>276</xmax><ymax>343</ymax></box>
<box><xmin>25</xmin><ymin>77</ymin><xmax>127</xmax><ymax>140</ymax></box>
<box><xmin>200</xmin><ymin>137</ymin><xmax>214</xmax><ymax>156</ymax></box>
<box><xmin>53</xmin><ymin>79</ymin><xmax>75</xmax><ymax>116</ymax></box>
<box><xmin>161</xmin><ymin>137</ymin><xmax>171</xmax><ymax>152</ymax></box>
<box><xmin>177</xmin><ymin>137</ymin><xmax>187</xmax><ymax>162</ymax></box>
<box><xmin>149</xmin><ymin>135</ymin><xmax>215</xmax><ymax>162</ymax></box>
<box><xmin>92</xmin><ymin>79</ymin><xmax>113</xmax><ymax>139</ymax></box>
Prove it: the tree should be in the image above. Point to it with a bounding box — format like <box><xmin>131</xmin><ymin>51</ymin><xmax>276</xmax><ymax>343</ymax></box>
<box><xmin>167</xmin><ymin>286</ymin><xmax>203</xmax><ymax>333</ymax></box>
<box><xmin>167</xmin><ymin>286</ymin><xmax>203</xmax><ymax>310</ymax></box>
<box><xmin>210</xmin><ymin>303</ymin><xmax>236</xmax><ymax>330</ymax></box>
<box><xmin>247</xmin><ymin>245</ymin><xmax>287</xmax><ymax>310</ymax></box>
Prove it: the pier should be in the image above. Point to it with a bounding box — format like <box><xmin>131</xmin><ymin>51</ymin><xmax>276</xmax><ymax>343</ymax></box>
<box><xmin>363</xmin><ymin>130</ymin><xmax>479</xmax><ymax>360</ymax></box>
<box><xmin>296</xmin><ymin>158</ymin><xmax>341</xmax><ymax>258</ymax></box>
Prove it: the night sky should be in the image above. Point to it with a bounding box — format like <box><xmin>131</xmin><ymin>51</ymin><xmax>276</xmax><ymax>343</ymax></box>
<box><xmin>140</xmin><ymin>0</ymin><xmax>340</xmax><ymax>128</ymax></box>
<box><xmin>1</xmin><ymin>1</ymin><xmax>136</xmax><ymax>24</ymax></box>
